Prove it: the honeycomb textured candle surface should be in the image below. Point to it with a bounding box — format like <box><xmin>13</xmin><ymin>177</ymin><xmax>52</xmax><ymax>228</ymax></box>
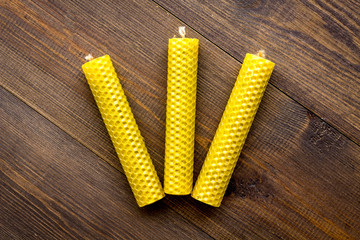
<box><xmin>164</xmin><ymin>38</ymin><xmax>199</xmax><ymax>195</ymax></box>
<box><xmin>192</xmin><ymin>53</ymin><xmax>275</xmax><ymax>207</ymax></box>
<box><xmin>82</xmin><ymin>55</ymin><xmax>164</xmax><ymax>207</ymax></box>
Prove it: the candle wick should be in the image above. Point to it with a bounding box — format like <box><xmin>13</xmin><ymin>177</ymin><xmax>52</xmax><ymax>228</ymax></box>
<box><xmin>85</xmin><ymin>54</ymin><xmax>94</xmax><ymax>61</ymax></box>
<box><xmin>179</xmin><ymin>26</ymin><xmax>186</xmax><ymax>38</ymax></box>
<box><xmin>257</xmin><ymin>50</ymin><xmax>266</xmax><ymax>59</ymax></box>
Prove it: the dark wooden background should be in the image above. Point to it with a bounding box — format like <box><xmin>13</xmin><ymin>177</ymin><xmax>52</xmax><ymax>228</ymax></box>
<box><xmin>1</xmin><ymin>0</ymin><xmax>359</xmax><ymax>239</ymax></box>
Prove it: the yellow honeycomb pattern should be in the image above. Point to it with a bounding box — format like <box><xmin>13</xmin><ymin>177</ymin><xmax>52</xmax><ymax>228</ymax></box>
<box><xmin>164</xmin><ymin>38</ymin><xmax>199</xmax><ymax>195</ymax></box>
<box><xmin>82</xmin><ymin>55</ymin><xmax>165</xmax><ymax>207</ymax></box>
<box><xmin>192</xmin><ymin>53</ymin><xmax>275</xmax><ymax>207</ymax></box>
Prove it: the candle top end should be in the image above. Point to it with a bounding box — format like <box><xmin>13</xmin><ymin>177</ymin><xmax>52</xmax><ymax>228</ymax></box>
<box><xmin>82</xmin><ymin>55</ymin><xmax>111</xmax><ymax>71</ymax></box>
<box><xmin>171</xmin><ymin>26</ymin><xmax>199</xmax><ymax>40</ymax></box>
<box><xmin>246</xmin><ymin>53</ymin><xmax>275</xmax><ymax>68</ymax></box>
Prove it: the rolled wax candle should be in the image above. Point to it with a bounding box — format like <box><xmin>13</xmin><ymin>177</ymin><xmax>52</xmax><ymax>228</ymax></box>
<box><xmin>164</xmin><ymin>27</ymin><xmax>199</xmax><ymax>195</ymax></box>
<box><xmin>82</xmin><ymin>55</ymin><xmax>165</xmax><ymax>207</ymax></box>
<box><xmin>192</xmin><ymin>52</ymin><xmax>275</xmax><ymax>207</ymax></box>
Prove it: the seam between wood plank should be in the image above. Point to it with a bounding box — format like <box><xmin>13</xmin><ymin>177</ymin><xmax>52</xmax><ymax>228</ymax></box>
<box><xmin>150</xmin><ymin>0</ymin><xmax>360</xmax><ymax>148</ymax></box>
<box><xmin>0</xmin><ymin>85</ymin><xmax>216</xmax><ymax>240</ymax></box>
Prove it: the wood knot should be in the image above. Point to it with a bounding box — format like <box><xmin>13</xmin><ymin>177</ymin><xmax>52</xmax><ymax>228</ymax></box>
<box><xmin>307</xmin><ymin>111</ymin><xmax>345</xmax><ymax>154</ymax></box>
<box><xmin>226</xmin><ymin>165</ymin><xmax>275</xmax><ymax>201</ymax></box>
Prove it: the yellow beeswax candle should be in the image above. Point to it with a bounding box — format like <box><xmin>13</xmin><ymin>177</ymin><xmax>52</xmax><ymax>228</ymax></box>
<box><xmin>192</xmin><ymin>52</ymin><xmax>275</xmax><ymax>207</ymax></box>
<box><xmin>164</xmin><ymin>27</ymin><xmax>199</xmax><ymax>195</ymax></box>
<box><xmin>82</xmin><ymin>55</ymin><xmax>165</xmax><ymax>207</ymax></box>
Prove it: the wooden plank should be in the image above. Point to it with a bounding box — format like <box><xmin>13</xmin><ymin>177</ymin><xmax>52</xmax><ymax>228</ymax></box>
<box><xmin>1</xmin><ymin>0</ymin><xmax>360</xmax><ymax>239</ymax></box>
<box><xmin>154</xmin><ymin>0</ymin><xmax>360</xmax><ymax>144</ymax></box>
<box><xmin>165</xmin><ymin>86</ymin><xmax>360</xmax><ymax>239</ymax></box>
<box><xmin>0</xmin><ymin>87</ymin><xmax>213</xmax><ymax>240</ymax></box>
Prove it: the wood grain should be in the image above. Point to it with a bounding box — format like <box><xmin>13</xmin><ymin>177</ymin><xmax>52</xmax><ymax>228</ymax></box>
<box><xmin>0</xmin><ymin>87</ymin><xmax>212</xmax><ymax>240</ymax></box>
<box><xmin>166</xmin><ymin>86</ymin><xmax>360</xmax><ymax>239</ymax></box>
<box><xmin>154</xmin><ymin>0</ymin><xmax>360</xmax><ymax>144</ymax></box>
<box><xmin>1</xmin><ymin>0</ymin><xmax>360</xmax><ymax>239</ymax></box>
